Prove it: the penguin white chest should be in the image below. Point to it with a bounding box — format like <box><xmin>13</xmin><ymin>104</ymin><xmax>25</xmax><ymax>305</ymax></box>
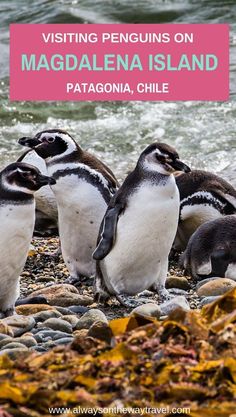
<box><xmin>0</xmin><ymin>202</ymin><xmax>35</xmax><ymax>310</ymax></box>
<box><xmin>51</xmin><ymin>174</ymin><xmax>108</xmax><ymax>278</ymax></box>
<box><xmin>101</xmin><ymin>179</ymin><xmax>179</xmax><ymax>295</ymax></box>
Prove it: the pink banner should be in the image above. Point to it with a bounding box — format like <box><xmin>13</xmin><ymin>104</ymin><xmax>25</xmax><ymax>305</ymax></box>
<box><xmin>10</xmin><ymin>24</ymin><xmax>229</xmax><ymax>101</ymax></box>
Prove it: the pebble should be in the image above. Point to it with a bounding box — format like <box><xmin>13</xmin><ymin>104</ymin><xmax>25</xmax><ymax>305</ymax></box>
<box><xmin>1</xmin><ymin>342</ymin><xmax>28</xmax><ymax>350</ymax></box>
<box><xmin>35</xmin><ymin>276</ymin><xmax>55</xmax><ymax>283</ymax></box>
<box><xmin>16</xmin><ymin>304</ymin><xmax>55</xmax><ymax>315</ymax></box>
<box><xmin>166</xmin><ymin>276</ymin><xmax>190</xmax><ymax>290</ymax></box>
<box><xmin>0</xmin><ymin>334</ymin><xmax>11</xmax><ymax>342</ymax></box>
<box><xmin>15</xmin><ymin>296</ymin><xmax>48</xmax><ymax>306</ymax></box>
<box><xmin>68</xmin><ymin>306</ymin><xmax>89</xmax><ymax>315</ymax></box>
<box><xmin>73</xmin><ymin>329</ymin><xmax>88</xmax><ymax>338</ymax></box>
<box><xmin>54</xmin><ymin>337</ymin><xmax>73</xmax><ymax>345</ymax></box>
<box><xmin>31</xmin><ymin>346</ymin><xmax>48</xmax><ymax>353</ymax></box>
<box><xmin>1</xmin><ymin>316</ymin><xmax>35</xmax><ymax>337</ymax></box>
<box><xmin>0</xmin><ymin>337</ymin><xmax>13</xmax><ymax>348</ymax></box>
<box><xmin>0</xmin><ymin>348</ymin><xmax>28</xmax><ymax>359</ymax></box>
<box><xmin>41</xmin><ymin>341</ymin><xmax>57</xmax><ymax>349</ymax></box>
<box><xmin>131</xmin><ymin>303</ymin><xmax>161</xmax><ymax>319</ymax></box>
<box><xmin>87</xmin><ymin>322</ymin><xmax>113</xmax><ymax>343</ymax></box>
<box><xmin>38</xmin><ymin>318</ymin><xmax>73</xmax><ymax>334</ymax></box>
<box><xmin>62</xmin><ymin>315</ymin><xmax>79</xmax><ymax>328</ymax></box>
<box><xmin>15</xmin><ymin>336</ymin><xmax>37</xmax><ymax>347</ymax></box>
<box><xmin>197</xmin><ymin>278</ymin><xmax>236</xmax><ymax>297</ymax></box>
<box><xmin>160</xmin><ymin>296</ymin><xmax>190</xmax><ymax>316</ymax></box>
<box><xmin>34</xmin><ymin>330</ymin><xmax>73</xmax><ymax>342</ymax></box>
<box><xmin>195</xmin><ymin>277</ymin><xmax>218</xmax><ymax>290</ymax></box>
<box><xmin>75</xmin><ymin>309</ymin><xmax>108</xmax><ymax>330</ymax></box>
<box><xmin>0</xmin><ymin>323</ymin><xmax>13</xmax><ymax>337</ymax></box>
<box><xmin>33</xmin><ymin>310</ymin><xmax>62</xmax><ymax>323</ymax></box>
<box><xmin>29</xmin><ymin>284</ymin><xmax>93</xmax><ymax>307</ymax></box>
<box><xmin>199</xmin><ymin>296</ymin><xmax>221</xmax><ymax>307</ymax></box>
<box><xmin>55</xmin><ymin>307</ymin><xmax>75</xmax><ymax>315</ymax></box>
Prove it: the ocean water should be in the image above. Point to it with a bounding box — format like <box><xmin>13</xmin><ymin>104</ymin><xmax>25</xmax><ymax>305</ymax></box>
<box><xmin>0</xmin><ymin>0</ymin><xmax>236</xmax><ymax>182</ymax></box>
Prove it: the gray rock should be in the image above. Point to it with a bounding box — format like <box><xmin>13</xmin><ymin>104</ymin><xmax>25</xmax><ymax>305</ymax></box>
<box><xmin>1</xmin><ymin>342</ymin><xmax>28</xmax><ymax>350</ymax></box>
<box><xmin>31</xmin><ymin>346</ymin><xmax>48</xmax><ymax>353</ymax></box>
<box><xmin>41</xmin><ymin>341</ymin><xmax>57</xmax><ymax>349</ymax></box>
<box><xmin>75</xmin><ymin>309</ymin><xmax>108</xmax><ymax>330</ymax></box>
<box><xmin>68</xmin><ymin>306</ymin><xmax>89</xmax><ymax>315</ymax></box>
<box><xmin>55</xmin><ymin>307</ymin><xmax>74</xmax><ymax>315</ymax></box>
<box><xmin>199</xmin><ymin>296</ymin><xmax>221</xmax><ymax>307</ymax></box>
<box><xmin>0</xmin><ymin>334</ymin><xmax>10</xmax><ymax>342</ymax></box>
<box><xmin>38</xmin><ymin>318</ymin><xmax>73</xmax><ymax>334</ymax></box>
<box><xmin>160</xmin><ymin>296</ymin><xmax>190</xmax><ymax>316</ymax></box>
<box><xmin>131</xmin><ymin>303</ymin><xmax>161</xmax><ymax>319</ymax></box>
<box><xmin>34</xmin><ymin>330</ymin><xmax>72</xmax><ymax>342</ymax></box>
<box><xmin>0</xmin><ymin>337</ymin><xmax>13</xmax><ymax>348</ymax></box>
<box><xmin>33</xmin><ymin>310</ymin><xmax>62</xmax><ymax>323</ymax></box>
<box><xmin>15</xmin><ymin>336</ymin><xmax>37</xmax><ymax>347</ymax></box>
<box><xmin>62</xmin><ymin>315</ymin><xmax>79</xmax><ymax>329</ymax></box>
<box><xmin>54</xmin><ymin>337</ymin><xmax>73</xmax><ymax>345</ymax></box>
<box><xmin>34</xmin><ymin>333</ymin><xmax>52</xmax><ymax>343</ymax></box>
<box><xmin>2</xmin><ymin>316</ymin><xmax>36</xmax><ymax>337</ymax></box>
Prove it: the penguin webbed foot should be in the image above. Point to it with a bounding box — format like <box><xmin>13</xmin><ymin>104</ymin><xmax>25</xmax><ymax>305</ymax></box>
<box><xmin>65</xmin><ymin>274</ymin><xmax>94</xmax><ymax>287</ymax></box>
<box><xmin>159</xmin><ymin>288</ymin><xmax>175</xmax><ymax>302</ymax></box>
<box><xmin>115</xmin><ymin>294</ymin><xmax>149</xmax><ymax>309</ymax></box>
<box><xmin>94</xmin><ymin>291</ymin><xmax>110</xmax><ymax>305</ymax></box>
<box><xmin>151</xmin><ymin>284</ymin><xmax>175</xmax><ymax>302</ymax></box>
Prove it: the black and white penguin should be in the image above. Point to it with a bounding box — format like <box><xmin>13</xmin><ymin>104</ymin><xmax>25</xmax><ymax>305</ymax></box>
<box><xmin>0</xmin><ymin>162</ymin><xmax>55</xmax><ymax>317</ymax></box>
<box><xmin>19</xmin><ymin>129</ymin><xmax>119</xmax><ymax>283</ymax></box>
<box><xmin>17</xmin><ymin>149</ymin><xmax>58</xmax><ymax>236</ymax></box>
<box><xmin>93</xmin><ymin>142</ymin><xmax>190</xmax><ymax>306</ymax></box>
<box><xmin>181</xmin><ymin>215</ymin><xmax>236</xmax><ymax>280</ymax></box>
<box><xmin>173</xmin><ymin>170</ymin><xmax>236</xmax><ymax>251</ymax></box>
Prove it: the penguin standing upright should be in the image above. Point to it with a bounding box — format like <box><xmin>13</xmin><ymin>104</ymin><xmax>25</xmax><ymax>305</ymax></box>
<box><xmin>93</xmin><ymin>142</ymin><xmax>190</xmax><ymax>306</ymax></box>
<box><xmin>174</xmin><ymin>170</ymin><xmax>236</xmax><ymax>251</ymax></box>
<box><xmin>0</xmin><ymin>162</ymin><xmax>55</xmax><ymax>317</ymax></box>
<box><xmin>19</xmin><ymin>129</ymin><xmax>119</xmax><ymax>283</ymax></box>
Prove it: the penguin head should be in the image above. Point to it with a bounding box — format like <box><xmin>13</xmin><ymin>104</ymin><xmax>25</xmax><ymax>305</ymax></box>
<box><xmin>140</xmin><ymin>142</ymin><xmax>191</xmax><ymax>175</ymax></box>
<box><xmin>1</xmin><ymin>162</ymin><xmax>56</xmax><ymax>194</ymax></box>
<box><xmin>18</xmin><ymin>129</ymin><xmax>78</xmax><ymax>161</ymax></box>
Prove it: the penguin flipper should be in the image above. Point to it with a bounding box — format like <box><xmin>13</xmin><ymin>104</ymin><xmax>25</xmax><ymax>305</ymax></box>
<box><xmin>93</xmin><ymin>203</ymin><xmax>123</xmax><ymax>260</ymax></box>
<box><xmin>212</xmin><ymin>188</ymin><xmax>236</xmax><ymax>213</ymax></box>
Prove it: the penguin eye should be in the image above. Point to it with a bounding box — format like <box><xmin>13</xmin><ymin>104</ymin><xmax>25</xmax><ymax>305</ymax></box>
<box><xmin>155</xmin><ymin>153</ymin><xmax>165</xmax><ymax>163</ymax></box>
<box><xmin>47</xmin><ymin>137</ymin><xmax>55</xmax><ymax>143</ymax></box>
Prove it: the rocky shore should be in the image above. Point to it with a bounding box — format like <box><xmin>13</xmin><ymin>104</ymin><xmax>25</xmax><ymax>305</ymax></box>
<box><xmin>0</xmin><ymin>237</ymin><xmax>235</xmax><ymax>358</ymax></box>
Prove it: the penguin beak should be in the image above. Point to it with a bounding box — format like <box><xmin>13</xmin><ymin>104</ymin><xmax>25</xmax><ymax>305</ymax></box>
<box><xmin>18</xmin><ymin>137</ymin><xmax>40</xmax><ymax>148</ymax></box>
<box><xmin>37</xmin><ymin>174</ymin><xmax>56</xmax><ymax>186</ymax></box>
<box><xmin>172</xmin><ymin>159</ymin><xmax>191</xmax><ymax>173</ymax></box>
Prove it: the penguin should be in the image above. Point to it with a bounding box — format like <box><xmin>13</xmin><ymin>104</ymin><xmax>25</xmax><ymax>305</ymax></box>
<box><xmin>180</xmin><ymin>215</ymin><xmax>236</xmax><ymax>281</ymax></box>
<box><xmin>19</xmin><ymin>129</ymin><xmax>119</xmax><ymax>283</ymax></box>
<box><xmin>93</xmin><ymin>142</ymin><xmax>190</xmax><ymax>307</ymax></box>
<box><xmin>17</xmin><ymin>149</ymin><xmax>58</xmax><ymax>236</ymax></box>
<box><xmin>173</xmin><ymin>170</ymin><xmax>236</xmax><ymax>252</ymax></box>
<box><xmin>0</xmin><ymin>162</ymin><xmax>55</xmax><ymax>317</ymax></box>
